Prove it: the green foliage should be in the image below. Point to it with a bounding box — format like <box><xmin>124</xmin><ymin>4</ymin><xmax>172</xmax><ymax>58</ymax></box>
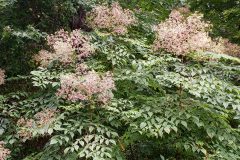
<box><xmin>0</xmin><ymin>26</ymin><xmax>46</xmax><ymax>76</ymax></box>
<box><xmin>31</xmin><ymin>68</ymin><xmax>60</xmax><ymax>89</ymax></box>
<box><xmin>188</xmin><ymin>0</ymin><xmax>240</xmax><ymax>44</ymax></box>
<box><xmin>0</xmin><ymin>0</ymin><xmax>93</xmax><ymax>76</ymax></box>
<box><xmin>0</xmin><ymin>0</ymin><xmax>240</xmax><ymax>160</ymax></box>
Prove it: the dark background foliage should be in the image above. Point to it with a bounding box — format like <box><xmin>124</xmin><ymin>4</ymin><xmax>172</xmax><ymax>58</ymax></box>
<box><xmin>188</xmin><ymin>0</ymin><xmax>240</xmax><ymax>44</ymax></box>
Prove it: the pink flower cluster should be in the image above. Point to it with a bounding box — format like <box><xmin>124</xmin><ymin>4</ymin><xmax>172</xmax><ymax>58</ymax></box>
<box><xmin>177</xmin><ymin>7</ymin><xmax>190</xmax><ymax>15</ymax></box>
<box><xmin>153</xmin><ymin>8</ymin><xmax>240</xmax><ymax>57</ymax></box>
<box><xmin>34</xmin><ymin>28</ymin><xmax>116</xmax><ymax>105</ymax></box>
<box><xmin>57</xmin><ymin>71</ymin><xmax>115</xmax><ymax>104</ymax></box>
<box><xmin>47</xmin><ymin>29</ymin><xmax>94</xmax><ymax>58</ymax></box>
<box><xmin>0</xmin><ymin>141</ymin><xmax>11</xmax><ymax>160</ymax></box>
<box><xmin>69</xmin><ymin>30</ymin><xmax>94</xmax><ymax>59</ymax></box>
<box><xmin>34</xmin><ymin>29</ymin><xmax>93</xmax><ymax>67</ymax></box>
<box><xmin>88</xmin><ymin>2</ymin><xmax>136</xmax><ymax>35</ymax></box>
<box><xmin>34</xmin><ymin>108</ymin><xmax>58</xmax><ymax>127</ymax></box>
<box><xmin>16</xmin><ymin>118</ymin><xmax>34</xmax><ymax>141</ymax></box>
<box><xmin>153</xmin><ymin>10</ymin><xmax>212</xmax><ymax>55</ymax></box>
<box><xmin>34</xmin><ymin>42</ymin><xmax>74</xmax><ymax>67</ymax></box>
<box><xmin>47</xmin><ymin>29</ymin><xmax>69</xmax><ymax>45</ymax></box>
<box><xmin>212</xmin><ymin>38</ymin><xmax>240</xmax><ymax>57</ymax></box>
<box><xmin>75</xmin><ymin>63</ymin><xmax>89</xmax><ymax>75</ymax></box>
<box><xmin>0</xmin><ymin>69</ymin><xmax>5</xmax><ymax>86</ymax></box>
<box><xmin>17</xmin><ymin>109</ymin><xmax>57</xmax><ymax>141</ymax></box>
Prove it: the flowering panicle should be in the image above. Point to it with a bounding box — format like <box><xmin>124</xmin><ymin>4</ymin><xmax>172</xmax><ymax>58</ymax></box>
<box><xmin>17</xmin><ymin>109</ymin><xmax>58</xmax><ymax>141</ymax></box>
<box><xmin>153</xmin><ymin>9</ymin><xmax>240</xmax><ymax>57</ymax></box>
<box><xmin>0</xmin><ymin>141</ymin><xmax>11</xmax><ymax>160</ymax></box>
<box><xmin>57</xmin><ymin>71</ymin><xmax>115</xmax><ymax>104</ymax></box>
<box><xmin>16</xmin><ymin>118</ymin><xmax>35</xmax><ymax>141</ymax></box>
<box><xmin>47</xmin><ymin>29</ymin><xmax>69</xmax><ymax>46</ymax></box>
<box><xmin>69</xmin><ymin>30</ymin><xmax>94</xmax><ymax>58</ymax></box>
<box><xmin>211</xmin><ymin>38</ymin><xmax>240</xmax><ymax>57</ymax></box>
<box><xmin>53</xmin><ymin>41</ymin><xmax>75</xmax><ymax>63</ymax></box>
<box><xmin>34</xmin><ymin>50</ymin><xmax>53</xmax><ymax>67</ymax></box>
<box><xmin>0</xmin><ymin>69</ymin><xmax>5</xmax><ymax>85</ymax></box>
<box><xmin>88</xmin><ymin>2</ymin><xmax>136</xmax><ymax>35</ymax></box>
<box><xmin>34</xmin><ymin>109</ymin><xmax>58</xmax><ymax>127</ymax></box>
<box><xmin>47</xmin><ymin>29</ymin><xmax>94</xmax><ymax>58</ymax></box>
<box><xmin>34</xmin><ymin>29</ymin><xmax>93</xmax><ymax>67</ymax></box>
<box><xmin>177</xmin><ymin>7</ymin><xmax>190</xmax><ymax>15</ymax></box>
<box><xmin>75</xmin><ymin>63</ymin><xmax>89</xmax><ymax>75</ymax></box>
<box><xmin>153</xmin><ymin>10</ymin><xmax>211</xmax><ymax>55</ymax></box>
<box><xmin>188</xmin><ymin>32</ymin><xmax>212</xmax><ymax>52</ymax></box>
<box><xmin>34</xmin><ymin>42</ymin><xmax>74</xmax><ymax>67</ymax></box>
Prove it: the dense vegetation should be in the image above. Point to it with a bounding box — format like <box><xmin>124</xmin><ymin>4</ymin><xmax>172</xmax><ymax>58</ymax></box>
<box><xmin>0</xmin><ymin>0</ymin><xmax>240</xmax><ymax>160</ymax></box>
<box><xmin>188</xmin><ymin>0</ymin><xmax>240</xmax><ymax>44</ymax></box>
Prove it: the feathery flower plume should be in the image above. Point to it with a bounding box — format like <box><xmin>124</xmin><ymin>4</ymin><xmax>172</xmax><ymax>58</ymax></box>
<box><xmin>47</xmin><ymin>29</ymin><xmax>94</xmax><ymax>58</ymax></box>
<box><xmin>75</xmin><ymin>63</ymin><xmax>89</xmax><ymax>75</ymax></box>
<box><xmin>47</xmin><ymin>29</ymin><xmax>69</xmax><ymax>46</ymax></box>
<box><xmin>17</xmin><ymin>109</ymin><xmax>58</xmax><ymax>141</ymax></box>
<box><xmin>0</xmin><ymin>69</ymin><xmax>5</xmax><ymax>85</ymax></box>
<box><xmin>88</xmin><ymin>2</ymin><xmax>136</xmax><ymax>35</ymax></box>
<box><xmin>153</xmin><ymin>10</ymin><xmax>211</xmax><ymax>55</ymax></box>
<box><xmin>0</xmin><ymin>141</ymin><xmax>11</xmax><ymax>160</ymax></box>
<box><xmin>34</xmin><ymin>108</ymin><xmax>58</xmax><ymax>127</ymax></box>
<box><xmin>53</xmin><ymin>41</ymin><xmax>75</xmax><ymax>64</ymax></box>
<box><xmin>34</xmin><ymin>42</ymin><xmax>74</xmax><ymax>67</ymax></box>
<box><xmin>34</xmin><ymin>29</ymin><xmax>93</xmax><ymax>67</ymax></box>
<box><xmin>57</xmin><ymin>71</ymin><xmax>115</xmax><ymax>104</ymax></box>
<box><xmin>212</xmin><ymin>38</ymin><xmax>240</xmax><ymax>57</ymax></box>
<box><xmin>69</xmin><ymin>30</ymin><xmax>94</xmax><ymax>58</ymax></box>
<box><xmin>17</xmin><ymin>118</ymin><xmax>35</xmax><ymax>141</ymax></box>
<box><xmin>153</xmin><ymin>9</ymin><xmax>240</xmax><ymax>57</ymax></box>
<box><xmin>33</xmin><ymin>50</ymin><xmax>53</xmax><ymax>67</ymax></box>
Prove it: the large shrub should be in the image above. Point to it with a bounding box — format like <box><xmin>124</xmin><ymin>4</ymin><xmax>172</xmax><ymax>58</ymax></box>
<box><xmin>0</xmin><ymin>1</ymin><xmax>240</xmax><ymax>160</ymax></box>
